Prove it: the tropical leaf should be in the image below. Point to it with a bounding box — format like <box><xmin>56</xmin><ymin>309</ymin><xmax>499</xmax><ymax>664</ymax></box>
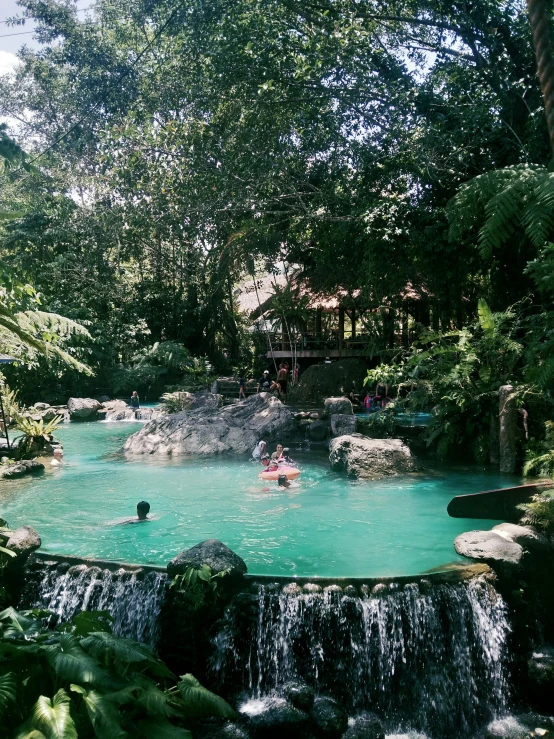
<box><xmin>0</xmin><ymin>545</ymin><xmax>17</xmax><ymax>558</ymax></box>
<box><xmin>177</xmin><ymin>674</ymin><xmax>236</xmax><ymax>719</ymax></box>
<box><xmin>29</xmin><ymin>690</ymin><xmax>78</xmax><ymax>739</ymax></box>
<box><xmin>0</xmin><ymin>671</ymin><xmax>16</xmax><ymax>716</ymax></box>
<box><xmin>70</xmin><ymin>685</ymin><xmax>127</xmax><ymax>739</ymax></box>
<box><xmin>43</xmin><ymin>634</ymin><xmax>106</xmax><ymax>685</ymax></box>
<box><xmin>80</xmin><ymin>632</ymin><xmax>158</xmax><ymax>666</ymax></box>
<box><xmin>134</xmin><ymin>718</ymin><xmax>192</xmax><ymax>739</ymax></box>
<box><xmin>69</xmin><ymin>611</ymin><xmax>113</xmax><ymax>638</ymax></box>
<box><xmin>130</xmin><ymin>675</ymin><xmax>180</xmax><ymax>717</ymax></box>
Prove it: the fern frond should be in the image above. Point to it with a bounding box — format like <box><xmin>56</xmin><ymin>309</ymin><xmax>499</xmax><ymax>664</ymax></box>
<box><xmin>523</xmin><ymin>172</ymin><xmax>554</xmax><ymax>247</ymax></box>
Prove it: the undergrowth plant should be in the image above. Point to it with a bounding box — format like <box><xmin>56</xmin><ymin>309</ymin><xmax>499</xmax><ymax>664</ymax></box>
<box><xmin>13</xmin><ymin>415</ymin><xmax>63</xmax><ymax>460</ymax></box>
<box><xmin>169</xmin><ymin>566</ymin><xmax>230</xmax><ymax>613</ymax></box>
<box><xmin>0</xmin><ymin>607</ymin><xmax>235</xmax><ymax>738</ymax></box>
<box><xmin>518</xmin><ymin>490</ymin><xmax>554</xmax><ymax>534</ymax></box>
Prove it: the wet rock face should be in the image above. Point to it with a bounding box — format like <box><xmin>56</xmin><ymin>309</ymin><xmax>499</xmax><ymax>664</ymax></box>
<box><xmin>67</xmin><ymin>397</ymin><xmax>102</xmax><ymax>420</ymax></box>
<box><xmin>195</xmin><ymin>720</ymin><xmax>253</xmax><ymax>739</ymax></box>
<box><xmin>329</xmin><ymin>435</ymin><xmax>420</xmax><ymax>480</ymax></box>
<box><xmin>527</xmin><ymin>647</ymin><xmax>554</xmax><ymax>714</ymax></box>
<box><xmin>310</xmin><ymin>697</ymin><xmax>349</xmax><ymax>737</ymax></box>
<box><xmin>283</xmin><ymin>681</ymin><xmax>315</xmax><ymax>711</ymax></box>
<box><xmin>167</xmin><ymin>539</ymin><xmax>247</xmax><ymax>578</ymax></box>
<box><xmin>240</xmin><ymin>697</ymin><xmax>310</xmax><ymax>738</ymax></box>
<box><xmin>330</xmin><ymin>414</ymin><xmax>357</xmax><ymax>437</ymax></box>
<box><xmin>324</xmin><ymin>397</ymin><xmax>353</xmax><ymax>418</ymax></box>
<box><xmin>123</xmin><ymin>392</ymin><xmax>296</xmax><ymax>456</ymax></box>
<box><xmin>343</xmin><ymin>713</ymin><xmax>385</xmax><ymax>739</ymax></box>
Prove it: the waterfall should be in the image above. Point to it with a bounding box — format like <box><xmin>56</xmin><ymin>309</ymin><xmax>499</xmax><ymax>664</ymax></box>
<box><xmin>211</xmin><ymin>577</ymin><xmax>511</xmax><ymax>737</ymax></box>
<box><xmin>23</xmin><ymin>559</ymin><xmax>167</xmax><ymax>648</ymax></box>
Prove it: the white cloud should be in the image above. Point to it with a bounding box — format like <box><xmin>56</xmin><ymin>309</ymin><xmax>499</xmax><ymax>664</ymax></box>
<box><xmin>0</xmin><ymin>50</ymin><xmax>19</xmax><ymax>77</ymax></box>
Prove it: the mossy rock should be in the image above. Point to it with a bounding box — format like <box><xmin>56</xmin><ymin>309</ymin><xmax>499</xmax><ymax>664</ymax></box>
<box><xmin>290</xmin><ymin>359</ymin><xmax>368</xmax><ymax>402</ymax></box>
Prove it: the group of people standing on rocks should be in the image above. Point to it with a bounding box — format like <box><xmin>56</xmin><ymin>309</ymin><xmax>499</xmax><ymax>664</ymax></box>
<box><xmin>253</xmin><ymin>362</ymin><xmax>298</xmax><ymax>402</ymax></box>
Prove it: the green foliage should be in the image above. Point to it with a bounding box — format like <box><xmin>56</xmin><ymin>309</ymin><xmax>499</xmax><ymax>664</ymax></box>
<box><xmin>169</xmin><ymin>566</ymin><xmax>229</xmax><ymax>614</ymax></box>
<box><xmin>110</xmin><ymin>342</ymin><xmax>213</xmax><ymax>394</ymax></box>
<box><xmin>518</xmin><ymin>490</ymin><xmax>554</xmax><ymax>533</ymax></box>
<box><xmin>13</xmin><ymin>415</ymin><xmax>63</xmax><ymax>460</ymax></box>
<box><xmin>0</xmin><ymin>607</ymin><xmax>233</xmax><ymax>738</ymax></box>
<box><xmin>160</xmin><ymin>392</ymin><xmax>192</xmax><ymax>414</ymax></box>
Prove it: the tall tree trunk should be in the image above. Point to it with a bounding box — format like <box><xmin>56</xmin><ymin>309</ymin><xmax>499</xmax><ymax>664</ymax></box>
<box><xmin>499</xmin><ymin>385</ymin><xmax>517</xmax><ymax>474</ymax></box>
<box><xmin>528</xmin><ymin>0</ymin><xmax>554</xmax><ymax>153</ymax></box>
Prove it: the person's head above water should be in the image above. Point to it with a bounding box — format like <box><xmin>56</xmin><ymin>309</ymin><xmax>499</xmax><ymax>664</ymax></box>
<box><xmin>277</xmin><ymin>474</ymin><xmax>290</xmax><ymax>488</ymax></box>
<box><xmin>136</xmin><ymin>501</ymin><xmax>150</xmax><ymax>520</ymax></box>
<box><xmin>261</xmin><ymin>454</ymin><xmax>270</xmax><ymax>466</ymax></box>
<box><xmin>276</xmin><ymin>444</ymin><xmax>283</xmax><ymax>455</ymax></box>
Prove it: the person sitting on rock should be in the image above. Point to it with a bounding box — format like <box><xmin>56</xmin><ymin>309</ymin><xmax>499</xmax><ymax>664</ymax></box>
<box><xmin>252</xmin><ymin>440</ymin><xmax>267</xmax><ymax>460</ymax></box>
<box><xmin>257</xmin><ymin>370</ymin><xmax>272</xmax><ymax>393</ymax></box>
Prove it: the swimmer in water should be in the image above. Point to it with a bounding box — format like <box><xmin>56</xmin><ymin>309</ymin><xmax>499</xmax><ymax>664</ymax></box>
<box><xmin>277</xmin><ymin>474</ymin><xmax>290</xmax><ymax>489</ymax></box>
<box><xmin>50</xmin><ymin>448</ymin><xmax>64</xmax><ymax>466</ymax></box>
<box><xmin>113</xmin><ymin>501</ymin><xmax>152</xmax><ymax>525</ymax></box>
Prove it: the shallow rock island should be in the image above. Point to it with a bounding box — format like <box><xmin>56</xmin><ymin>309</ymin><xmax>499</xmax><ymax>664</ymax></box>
<box><xmin>123</xmin><ymin>392</ymin><xmax>296</xmax><ymax>455</ymax></box>
<box><xmin>329</xmin><ymin>434</ymin><xmax>420</xmax><ymax>479</ymax></box>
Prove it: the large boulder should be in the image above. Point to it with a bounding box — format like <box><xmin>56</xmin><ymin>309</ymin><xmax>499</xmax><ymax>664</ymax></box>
<box><xmin>5</xmin><ymin>525</ymin><xmax>41</xmax><ymax>557</ymax></box>
<box><xmin>283</xmin><ymin>681</ymin><xmax>315</xmax><ymax>711</ymax></box>
<box><xmin>307</xmin><ymin>420</ymin><xmax>329</xmax><ymax>442</ymax></box>
<box><xmin>240</xmin><ymin>697</ymin><xmax>309</xmax><ymax>738</ymax></box>
<box><xmin>102</xmin><ymin>399</ymin><xmax>128</xmax><ymax>412</ymax></box>
<box><xmin>123</xmin><ymin>392</ymin><xmax>296</xmax><ymax>456</ymax></box>
<box><xmin>67</xmin><ymin>397</ymin><xmax>102</xmax><ymax>420</ymax></box>
<box><xmin>492</xmin><ymin>523</ymin><xmax>551</xmax><ymax>554</ymax></box>
<box><xmin>454</xmin><ymin>530</ymin><xmax>524</xmax><ymax>580</ymax></box>
<box><xmin>292</xmin><ymin>358</ymin><xmax>368</xmax><ymax>402</ymax></box>
<box><xmin>331</xmin><ymin>413</ymin><xmax>357</xmax><ymax>437</ymax></box>
<box><xmin>310</xmin><ymin>697</ymin><xmax>348</xmax><ymax>737</ymax></box>
<box><xmin>329</xmin><ymin>434</ymin><xmax>419</xmax><ymax>479</ymax></box>
<box><xmin>324</xmin><ymin>397</ymin><xmax>353</xmax><ymax>418</ymax></box>
<box><xmin>167</xmin><ymin>539</ymin><xmax>247</xmax><ymax>578</ymax></box>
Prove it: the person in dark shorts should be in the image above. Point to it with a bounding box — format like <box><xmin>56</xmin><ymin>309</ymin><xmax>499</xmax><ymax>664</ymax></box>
<box><xmin>277</xmin><ymin>364</ymin><xmax>288</xmax><ymax>401</ymax></box>
<box><xmin>130</xmin><ymin>391</ymin><xmax>140</xmax><ymax>409</ymax></box>
<box><xmin>239</xmin><ymin>376</ymin><xmax>247</xmax><ymax>399</ymax></box>
<box><xmin>257</xmin><ymin>370</ymin><xmax>271</xmax><ymax>392</ymax></box>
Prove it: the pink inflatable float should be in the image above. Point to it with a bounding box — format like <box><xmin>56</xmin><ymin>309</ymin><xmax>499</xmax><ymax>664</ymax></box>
<box><xmin>259</xmin><ymin>466</ymin><xmax>301</xmax><ymax>481</ymax></box>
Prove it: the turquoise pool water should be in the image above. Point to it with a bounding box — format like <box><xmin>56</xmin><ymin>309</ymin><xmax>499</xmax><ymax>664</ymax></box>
<box><xmin>0</xmin><ymin>422</ymin><xmax>517</xmax><ymax>577</ymax></box>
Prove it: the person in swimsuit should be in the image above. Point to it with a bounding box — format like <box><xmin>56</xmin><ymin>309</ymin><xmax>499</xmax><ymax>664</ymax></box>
<box><xmin>239</xmin><ymin>376</ymin><xmax>247</xmax><ymax>400</ymax></box>
<box><xmin>130</xmin><ymin>391</ymin><xmax>140</xmax><ymax>409</ymax></box>
<box><xmin>277</xmin><ymin>364</ymin><xmax>288</xmax><ymax>401</ymax></box>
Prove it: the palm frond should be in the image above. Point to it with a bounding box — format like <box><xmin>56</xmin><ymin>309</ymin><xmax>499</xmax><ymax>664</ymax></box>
<box><xmin>477</xmin><ymin>299</ymin><xmax>494</xmax><ymax>334</ymax></box>
<box><xmin>522</xmin><ymin>172</ymin><xmax>554</xmax><ymax>247</ymax></box>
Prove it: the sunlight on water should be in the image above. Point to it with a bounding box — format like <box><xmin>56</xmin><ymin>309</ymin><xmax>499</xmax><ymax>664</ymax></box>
<box><xmin>0</xmin><ymin>421</ymin><xmax>518</xmax><ymax>576</ymax></box>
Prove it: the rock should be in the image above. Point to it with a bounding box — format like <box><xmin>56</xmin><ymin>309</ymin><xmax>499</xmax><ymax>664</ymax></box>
<box><xmin>492</xmin><ymin>523</ymin><xmax>551</xmax><ymax>553</ymax></box>
<box><xmin>310</xmin><ymin>697</ymin><xmax>348</xmax><ymax>737</ymax></box>
<box><xmin>324</xmin><ymin>397</ymin><xmax>353</xmax><ymax>418</ymax></box>
<box><xmin>135</xmin><ymin>408</ymin><xmax>164</xmax><ymax>421</ymax></box>
<box><xmin>240</xmin><ymin>697</ymin><xmax>309</xmax><ymax>738</ymax></box>
<box><xmin>486</xmin><ymin>716</ymin><xmax>530</xmax><ymax>738</ymax></box>
<box><xmin>454</xmin><ymin>530</ymin><xmax>524</xmax><ymax>569</ymax></box>
<box><xmin>33</xmin><ymin>402</ymin><xmax>50</xmax><ymax>411</ymax></box>
<box><xmin>291</xmin><ymin>358</ymin><xmax>368</xmax><ymax>402</ymax></box>
<box><xmin>343</xmin><ymin>713</ymin><xmax>385</xmax><ymax>739</ymax></box>
<box><xmin>101</xmin><ymin>399</ymin><xmax>128</xmax><ymax>411</ymax></box>
<box><xmin>167</xmin><ymin>539</ymin><xmax>247</xmax><ymax>578</ymax></box>
<box><xmin>67</xmin><ymin>397</ymin><xmax>102</xmax><ymax>420</ymax></box>
<box><xmin>527</xmin><ymin>647</ymin><xmax>554</xmax><ymax>714</ymax></box>
<box><xmin>0</xmin><ymin>460</ymin><xmax>45</xmax><ymax>479</ymax></box>
<box><xmin>303</xmin><ymin>583</ymin><xmax>322</xmax><ymax>594</ymax></box>
<box><xmin>331</xmin><ymin>413</ymin><xmax>357</xmax><ymax>437</ymax></box>
<box><xmin>310</xmin><ymin>412</ymin><xmax>320</xmax><ymax>420</ymax></box>
<box><xmin>329</xmin><ymin>435</ymin><xmax>420</xmax><ymax>480</ymax></box>
<box><xmin>282</xmin><ymin>583</ymin><xmax>303</xmax><ymax>596</ymax></box>
<box><xmin>98</xmin><ymin>395</ymin><xmax>111</xmax><ymax>403</ymax></box>
<box><xmin>195</xmin><ymin>720</ymin><xmax>252</xmax><ymax>739</ymax></box>
<box><xmin>371</xmin><ymin>583</ymin><xmax>387</xmax><ymax>595</ymax></box>
<box><xmin>5</xmin><ymin>525</ymin><xmax>41</xmax><ymax>557</ymax></box>
<box><xmin>189</xmin><ymin>389</ymin><xmax>221</xmax><ymax>410</ymax></box>
<box><xmin>344</xmin><ymin>585</ymin><xmax>357</xmax><ymax>597</ymax></box>
<box><xmin>307</xmin><ymin>420</ymin><xmax>329</xmax><ymax>442</ymax></box>
<box><xmin>123</xmin><ymin>392</ymin><xmax>296</xmax><ymax>456</ymax></box>
<box><xmin>106</xmin><ymin>409</ymin><xmax>136</xmax><ymax>421</ymax></box>
<box><xmin>283</xmin><ymin>681</ymin><xmax>315</xmax><ymax>711</ymax></box>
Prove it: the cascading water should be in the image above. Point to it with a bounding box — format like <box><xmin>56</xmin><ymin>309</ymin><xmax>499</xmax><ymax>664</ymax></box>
<box><xmin>22</xmin><ymin>559</ymin><xmax>167</xmax><ymax>648</ymax></box>
<box><xmin>211</xmin><ymin>576</ymin><xmax>511</xmax><ymax>737</ymax></box>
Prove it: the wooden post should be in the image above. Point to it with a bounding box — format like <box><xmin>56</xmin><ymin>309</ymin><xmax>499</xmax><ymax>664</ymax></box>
<box><xmin>338</xmin><ymin>306</ymin><xmax>345</xmax><ymax>356</ymax></box>
<box><xmin>315</xmin><ymin>308</ymin><xmax>322</xmax><ymax>340</ymax></box>
<box><xmin>499</xmin><ymin>385</ymin><xmax>517</xmax><ymax>474</ymax></box>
